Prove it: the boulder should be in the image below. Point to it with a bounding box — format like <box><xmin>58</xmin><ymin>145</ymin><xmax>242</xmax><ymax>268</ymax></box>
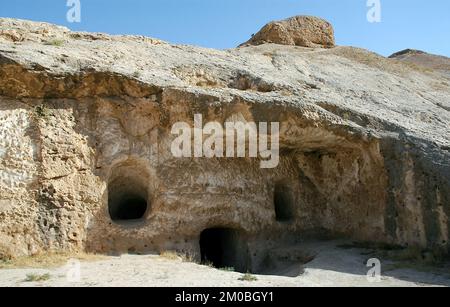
<box><xmin>240</xmin><ymin>15</ymin><xmax>335</xmax><ymax>48</ymax></box>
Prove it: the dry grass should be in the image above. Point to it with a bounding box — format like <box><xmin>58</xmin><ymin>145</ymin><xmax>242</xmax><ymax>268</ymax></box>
<box><xmin>180</xmin><ymin>251</ymin><xmax>198</xmax><ymax>263</ymax></box>
<box><xmin>330</xmin><ymin>46</ymin><xmax>434</xmax><ymax>76</ymax></box>
<box><xmin>0</xmin><ymin>251</ymin><xmax>105</xmax><ymax>269</ymax></box>
<box><xmin>279</xmin><ymin>89</ymin><xmax>294</xmax><ymax>96</ymax></box>
<box><xmin>34</xmin><ymin>105</ymin><xmax>52</xmax><ymax>119</ymax></box>
<box><xmin>431</xmin><ymin>80</ymin><xmax>450</xmax><ymax>91</ymax></box>
<box><xmin>159</xmin><ymin>251</ymin><xmax>181</xmax><ymax>261</ymax></box>
<box><xmin>262</xmin><ymin>51</ymin><xmax>276</xmax><ymax>59</ymax></box>
<box><xmin>132</xmin><ymin>71</ymin><xmax>141</xmax><ymax>78</ymax></box>
<box><xmin>159</xmin><ymin>250</ymin><xmax>198</xmax><ymax>263</ymax></box>
<box><xmin>202</xmin><ymin>261</ymin><xmax>215</xmax><ymax>268</ymax></box>
<box><xmin>44</xmin><ymin>39</ymin><xmax>65</xmax><ymax>47</ymax></box>
<box><xmin>238</xmin><ymin>273</ymin><xmax>258</xmax><ymax>282</ymax></box>
<box><xmin>24</xmin><ymin>273</ymin><xmax>51</xmax><ymax>282</ymax></box>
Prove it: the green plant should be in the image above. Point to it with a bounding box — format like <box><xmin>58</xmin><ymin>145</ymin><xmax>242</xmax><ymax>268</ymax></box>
<box><xmin>24</xmin><ymin>273</ymin><xmax>51</xmax><ymax>282</ymax></box>
<box><xmin>0</xmin><ymin>258</ymin><xmax>12</xmax><ymax>266</ymax></box>
<box><xmin>35</xmin><ymin>105</ymin><xmax>51</xmax><ymax>118</ymax></box>
<box><xmin>238</xmin><ymin>273</ymin><xmax>257</xmax><ymax>282</ymax></box>
<box><xmin>45</xmin><ymin>39</ymin><xmax>65</xmax><ymax>47</ymax></box>
<box><xmin>220</xmin><ymin>267</ymin><xmax>235</xmax><ymax>272</ymax></box>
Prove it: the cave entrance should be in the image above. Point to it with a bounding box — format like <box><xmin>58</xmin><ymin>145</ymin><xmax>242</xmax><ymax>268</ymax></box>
<box><xmin>109</xmin><ymin>191</ymin><xmax>147</xmax><ymax>221</ymax></box>
<box><xmin>274</xmin><ymin>183</ymin><xmax>295</xmax><ymax>222</ymax></box>
<box><xmin>200</xmin><ymin>228</ymin><xmax>248</xmax><ymax>272</ymax></box>
<box><xmin>108</xmin><ymin>175</ymin><xmax>149</xmax><ymax>222</ymax></box>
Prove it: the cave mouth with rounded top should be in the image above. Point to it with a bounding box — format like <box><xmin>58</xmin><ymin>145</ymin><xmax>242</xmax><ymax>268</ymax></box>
<box><xmin>200</xmin><ymin>228</ymin><xmax>249</xmax><ymax>273</ymax></box>
<box><xmin>108</xmin><ymin>175</ymin><xmax>149</xmax><ymax>222</ymax></box>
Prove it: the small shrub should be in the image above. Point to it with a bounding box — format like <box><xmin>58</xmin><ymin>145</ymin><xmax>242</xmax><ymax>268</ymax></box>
<box><xmin>24</xmin><ymin>273</ymin><xmax>51</xmax><ymax>282</ymax></box>
<box><xmin>238</xmin><ymin>273</ymin><xmax>257</xmax><ymax>282</ymax></box>
<box><xmin>179</xmin><ymin>251</ymin><xmax>197</xmax><ymax>263</ymax></box>
<box><xmin>0</xmin><ymin>258</ymin><xmax>12</xmax><ymax>266</ymax></box>
<box><xmin>160</xmin><ymin>250</ymin><xmax>199</xmax><ymax>263</ymax></box>
<box><xmin>159</xmin><ymin>251</ymin><xmax>181</xmax><ymax>261</ymax></box>
<box><xmin>35</xmin><ymin>105</ymin><xmax>52</xmax><ymax>119</ymax></box>
<box><xmin>44</xmin><ymin>39</ymin><xmax>65</xmax><ymax>47</ymax></box>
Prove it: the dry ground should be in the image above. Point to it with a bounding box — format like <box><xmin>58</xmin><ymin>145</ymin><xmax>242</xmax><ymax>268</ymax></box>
<box><xmin>0</xmin><ymin>240</ymin><xmax>449</xmax><ymax>287</ymax></box>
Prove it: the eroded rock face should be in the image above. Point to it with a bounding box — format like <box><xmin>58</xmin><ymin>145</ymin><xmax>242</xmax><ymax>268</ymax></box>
<box><xmin>240</xmin><ymin>15</ymin><xmax>335</xmax><ymax>48</ymax></box>
<box><xmin>0</xmin><ymin>19</ymin><xmax>449</xmax><ymax>270</ymax></box>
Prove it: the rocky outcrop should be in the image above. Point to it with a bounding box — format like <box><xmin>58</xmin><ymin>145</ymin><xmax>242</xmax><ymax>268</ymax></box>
<box><xmin>240</xmin><ymin>15</ymin><xmax>335</xmax><ymax>48</ymax></box>
<box><xmin>0</xmin><ymin>18</ymin><xmax>449</xmax><ymax>270</ymax></box>
<box><xmin>390</xmin><ymin>49</ymin><xmax>450</xmax><ymax>76</ymax></box>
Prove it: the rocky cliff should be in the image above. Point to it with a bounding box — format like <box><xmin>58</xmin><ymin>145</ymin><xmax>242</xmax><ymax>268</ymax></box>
<box><xmin>0</xmin><ymin>18</ymin><xmax>449</xmax><ymax>270</ymax></box>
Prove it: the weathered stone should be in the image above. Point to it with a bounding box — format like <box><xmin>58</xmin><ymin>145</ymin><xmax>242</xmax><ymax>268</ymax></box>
<box><xmin>240</xmin><ymin>15</ymin><xmax>335</xmax><ymax>48</ymax></box>
<box><xmin>0</xmin><ymin>19</ymin><xmax>449</xmax><ymax>270</ymax></box>
<box><xmin>390</xmin><ymin>49</ymin><xmax>450</xmax><ymax>77</ymax></box>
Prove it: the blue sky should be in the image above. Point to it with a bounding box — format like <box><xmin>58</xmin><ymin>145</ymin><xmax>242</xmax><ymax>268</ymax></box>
<box><xmin>1</xmin><ymin>0</ymin><xmax>449</xmax><ymax>57</ymax></box>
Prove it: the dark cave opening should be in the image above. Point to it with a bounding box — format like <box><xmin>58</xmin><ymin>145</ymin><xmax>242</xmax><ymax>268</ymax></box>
<box><xmin>108</xmin><ymin>176</ymin><xmax>149</xmax><ymax>222</ymax></box>
<box><xmin>200</xmin><ymin>228</ymin><xmax>249</xmax><ymax>272</ymax></box>
<box><xmin>109</xmin><ymin>194</ymin><xmax>147</xmax><ymax>221</ymax></box>
<box><xmin>274</xmin><ymin>183</ymin><xmax>295</xmax><ymax>222</ymax></box>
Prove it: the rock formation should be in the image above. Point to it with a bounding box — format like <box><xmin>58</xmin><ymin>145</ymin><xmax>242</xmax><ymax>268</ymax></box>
<box><xmin>0</xmin><ymin>18</ymin><xmax>449</xmax><ymax>272</ymax></box>
<box><xmin>240</xmin><ymin>15</ymin><xmax>335</xmax><ymax>48</ymax></box>
<box><xmin>390</xmin><ymin>49</ymin><xmax>450</xmax><ymax>76</ymax></box>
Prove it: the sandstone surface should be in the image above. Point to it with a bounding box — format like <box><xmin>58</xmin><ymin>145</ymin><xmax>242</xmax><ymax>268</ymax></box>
<box><xmin>0</xmin><ymin>18</ymin><xmax>449</xmax><ymax>272</ymax></box>
<box><xmin>240</xmin><ymin>16</ymin><xmax>335</xmax><ymax>48</ymax></box>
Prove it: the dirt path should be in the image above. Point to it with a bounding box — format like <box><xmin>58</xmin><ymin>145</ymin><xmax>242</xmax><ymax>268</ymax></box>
<box><xmin>1</xmin><ymin>241</ymin><xmax>448</xmax><ymax>287</ymax></box>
